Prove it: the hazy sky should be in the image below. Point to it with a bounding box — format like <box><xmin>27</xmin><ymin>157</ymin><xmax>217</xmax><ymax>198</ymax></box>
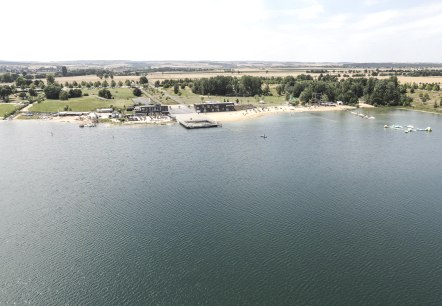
<box><xmin>2</xmin><ymin>0</ymin><xmax>441</xmax><ymax>62</ymax></box>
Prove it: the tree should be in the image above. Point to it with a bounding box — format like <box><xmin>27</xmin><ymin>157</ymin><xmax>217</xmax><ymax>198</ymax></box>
<box><xmin>154</xmin><ymin>80</ymin><xmax>160</xmax><ymax>87</ymax></box>
<box><xmin>98</xmin><ymin>89</ymin><xmax>112</xmax><ymax>99</ymax></box>
<box><xmin>102</xmin><ymin>80</ymin><xmax>109</xmax><ymax>88</ymax></box>
<box><xmin>133</xmin><ymin>87</ymin><xmax>142</xmax><ymax>97</ymax></box>
<box><xmin>59</xmin><ymin>91</ymin><xmax>69</xmax><ymax>100</ymax></box>
<box><xmin>68</xmin><ymin>89</ymin><xmax>82</xmax><ymax>98</ymax></box>
<box><xmin>46</xmin><ymin>74</ymin><xmax>55</xmax><ymax>85</ymax></box>
<box><xmin>61</xmin><ymin>66</ymin><xmax>68</xmax><ymax>77</ymax></box>
<box><xmin>118</xmin><ymin>81</ymin><xmax>123</xmax><ymax>87</ymax></box>
<box><xmin>15</xmin><ymin>76</ymin><xmax>26</xmax><ymax>87</ymax></box>
<box><xmin>139</xmin><ymin>76</ymin><xmax>148</xmax><ymax>85</ymax></box>
<box><xmin>263</xmin><ymin>83</ymin><xmax>271</xmax><ymax>96</ymax></box>
<box><xmin>111</xmin><ymin>80</ymin><xmax>116</xmax><ymax>88</ymax></box>
<box><xmin>275</xmin><ymin>85</ymin><xmax>283</xmax><ymax>96</ymax></box>
<box><xmin>173</xmin><ymin>83</ymin><xmax>179</xmax><ymax>94</ymax></box>
<box><xmin>0</xmin><ymin>85</ymin><xmax>13</xmax><ymax>101</ymax></box>
<box><xmin>28</xmin><ymin>86</ymin><xmax>37</xmax><ymax>97</ymax></box>
<box><xmin>125</xmin><ymin>80</ymin><xmax>131</xmax><ymax>86</ymax></box>
<box><xmin>44</xmin><ymin>84</ymin><xmax>62</xmax><ymax>99</ymax></box>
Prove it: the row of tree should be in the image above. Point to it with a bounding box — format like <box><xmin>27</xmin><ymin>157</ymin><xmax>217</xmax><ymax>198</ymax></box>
<box><xmin>279</xmin><ymin>75</ymin><xmax>410</xmax><ymax>106</ymax></box>
<box><xmin>191</xmin><ymin>76</ymin><xmax>263</xmax><ymax>96</ymax></box>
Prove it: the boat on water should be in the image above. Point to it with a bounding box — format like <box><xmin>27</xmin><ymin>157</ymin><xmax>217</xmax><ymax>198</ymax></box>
<box><xmin>80</xmin><ymin>123</ymin><xmax>96</xmax><ymax>128</ymax></box>
<box><xmin>260</xmin><ymin>134</ymin><xmax>268</xmax><ymax>139</ymax></box>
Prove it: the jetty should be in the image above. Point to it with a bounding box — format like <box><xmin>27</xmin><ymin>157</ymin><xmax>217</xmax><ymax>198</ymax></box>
<box><xmin>178</xmin><ymin>119</ymin><xmax>222</xmax><ymax>129</ymax></box>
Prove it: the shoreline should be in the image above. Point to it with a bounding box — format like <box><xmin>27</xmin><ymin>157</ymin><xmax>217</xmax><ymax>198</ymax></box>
<box><xmin>175</xmin><ymin>105</ymin><xmax>354</xmax><ymax>123</ymax></box>
<box><xmin>7</xmin><ymin>105</ymin><xmax>355</xmax><ymax>126</ymax></box>
<box><xmin>397</xmin><ymin>107</ymin><xmax>442</xmax><ymax>116</ymax></box>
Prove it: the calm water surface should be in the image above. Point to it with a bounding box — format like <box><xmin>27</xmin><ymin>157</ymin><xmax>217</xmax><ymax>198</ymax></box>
<box><xmin>1</xmin><ymin>110</ymin><xmax>442</xmax><ymax>304</ymax></box>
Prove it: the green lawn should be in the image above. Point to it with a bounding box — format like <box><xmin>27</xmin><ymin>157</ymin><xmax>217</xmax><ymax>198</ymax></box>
<box><xmin>165</xmin><ymin>86</ymin><xmax>287</xmax><ymax>106</ymax></box>
<box><xmin>29</xmin><ymin>96</ymin><xmax>131</xmax><ymax>113</ymax></box>
<box><xmin>0</xmin><ymin>104</ymin><xmax>19</xmax><ymax>117</ymax></box>
<box><xmin>83</xmin><ymin>88</ymin><xmax>137</xmax><ymax>99</ymax></box>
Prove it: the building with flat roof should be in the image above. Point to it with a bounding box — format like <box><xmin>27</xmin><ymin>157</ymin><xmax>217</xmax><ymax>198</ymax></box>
<box><xmin>134</xmin><ymin>103</ymin><xmax>169</xmax><ymax>116</ymax></box>
<box><xmin>194</xmin><ymin>102</ymin><xmax>236</xmax><ymax>113</ymax></box>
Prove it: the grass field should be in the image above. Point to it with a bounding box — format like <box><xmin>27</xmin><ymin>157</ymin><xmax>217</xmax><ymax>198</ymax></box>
<box><xmin>29</xmin><ymin>97</ymin><xmax>132</xmax><ymax>113</ymax></box>
<box><xmin>29</xmin><ymin>88</ymin><xmax>138</xmax><ymax>113</ymax></box>
<box><xmin>165</xmin><ymin>86</ymin><xmax>287</xmax><ymax>106</ymax></box>
<box><xmin>0</xmin><ymin>104</ymin><xmax>19</xmax><ymax>117</ymax></box>
<box><xmin>82</xmin><ymin>88</ymin><xmax>136</xmax><ymax>99</ymax></box>
<box><xmin>406</xmin><ymin>89</ymin><xmax>442</xmax><ymax>113</ymax></box>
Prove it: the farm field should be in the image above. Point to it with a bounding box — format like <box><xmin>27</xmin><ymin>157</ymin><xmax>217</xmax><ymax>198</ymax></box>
<box><xmin>27</xmin><ymin>69</ymin><xmax>442</xmax><ymax>87</ymax></box>
<box><xmin>52</xmin><ymin>75</ymin><xmax>141</xmax><ymax>84</ymax></box>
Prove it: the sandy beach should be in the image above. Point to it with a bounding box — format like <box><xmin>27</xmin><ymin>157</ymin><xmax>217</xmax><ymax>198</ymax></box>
<box><xmin>175</xmin><ymin>105</ymin><xmax>354</xmax><ymax>123</ymax></box>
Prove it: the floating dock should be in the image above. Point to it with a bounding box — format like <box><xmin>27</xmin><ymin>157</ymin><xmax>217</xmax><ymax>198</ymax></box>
<box><xmin>178</xmin><ymin>119</ymin><xmax>222</xmax><ymax>129</ymax></box>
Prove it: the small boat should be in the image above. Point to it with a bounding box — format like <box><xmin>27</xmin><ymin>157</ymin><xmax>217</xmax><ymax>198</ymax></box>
<box><xmin>79</xmin><ymin>124</ymin><xmax>85</xmax><ymax>128</ymax></box>
<box><xmin>416</xmin><ymin>127</ymin><xmax>432</xmax><ymax>132</ymax></box>
<box><xmin>368</xmin><ymin>116</ymin><xmax>375</xmax><ymax>120</ymax></box>
<box><xmin>260</xmin><ymin>134</ymin><xmax>267</xmax><ymax>139</ymax></box>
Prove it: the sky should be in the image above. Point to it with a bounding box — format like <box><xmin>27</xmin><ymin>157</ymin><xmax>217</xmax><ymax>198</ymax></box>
<box><xmin>2</xmin><ymin>0</ymin><xmax>441</xmax><ymax>62</ymax></box>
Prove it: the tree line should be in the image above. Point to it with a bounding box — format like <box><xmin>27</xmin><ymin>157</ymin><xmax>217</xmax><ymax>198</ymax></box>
<box><xmin>191</xmin><ymin>76</ymin><xmax>263</xmax><ymax>96</ymax></box>
<box><xmin>278</xmin><ymin>75</ymin><xmax>411</xmax><ymax>106</ymax></box>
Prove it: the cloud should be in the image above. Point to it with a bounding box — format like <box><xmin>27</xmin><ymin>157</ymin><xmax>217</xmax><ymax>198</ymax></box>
<box><xmin>280</xmin><ymin>3</ymin><xmax>324</xmax><ymax>20</ymax></box>
<box><xmin>316</xmin><ymin>14</ymin><xmax>347</xmax><ymax>29</ymax></box>
<box><xmin>0</xmin><ymin>0</ymin><xmax>441</xmax><ymax>62</ymax></box>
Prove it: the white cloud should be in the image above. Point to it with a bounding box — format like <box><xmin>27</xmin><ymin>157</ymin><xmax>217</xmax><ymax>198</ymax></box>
<box><xmin>316</xmin><ymin>14</ymin><xmax>347</xmax><ymax>29</ymax></box>
<box><xmin>0</xmin><ymin>0</ymin><xmax>441</xmax><ymax>62</ymax></box>
<box><xmin>273</xmin><ymin>3</ymin><xmax>324</xmax><ymax>20</ymax></box>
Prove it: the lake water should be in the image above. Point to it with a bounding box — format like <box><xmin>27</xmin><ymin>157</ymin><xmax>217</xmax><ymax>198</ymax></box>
<box><xmin>1</xmin><ymin>110</ymin><xmax>442</xmax><ymax>304</ymax></box>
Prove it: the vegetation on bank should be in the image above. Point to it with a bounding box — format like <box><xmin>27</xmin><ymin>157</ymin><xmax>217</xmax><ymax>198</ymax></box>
<box><xmin>1</xmin><ymin>68</ymin><xmax>441</xmax><ymax>116</ymax></box>
<box><xmin>0</xmin><ymin>104</ymin><xmax>19</xmax><ymax>118</ymax></box>
<box><xmin>159</xmin><ymin>75</ymin><xmax>417</xmax><ymax>106</ymax></box>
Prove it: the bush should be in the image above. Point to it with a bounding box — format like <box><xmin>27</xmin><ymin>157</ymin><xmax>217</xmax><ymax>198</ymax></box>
<box><xmin>98</xmin><ymin>89</ymin><xmax>112</xmax><ymax>99</ymax></box>
<box><xmin>133</xmin><ymin>88</ymin><xmax>142</xmax><ymax>97</ymax></box>
<box><xmin>59</xmin><ymin>91</ymin><xmax>69</xmax><ymax>100</ymax></box>
<box><xmin>83</xmin><ymin>93</ymin><xmax>89</xmax><ymax>96</ymax></box>
<box><xmin>68</xmin><ymin>89</ymin><xmax>82</xmax><ymax>98</ymax></box>
<box><xmin>44</xmin><ymin>84</ymin><xmax>62</xmax><ymax>99</ymax></box>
